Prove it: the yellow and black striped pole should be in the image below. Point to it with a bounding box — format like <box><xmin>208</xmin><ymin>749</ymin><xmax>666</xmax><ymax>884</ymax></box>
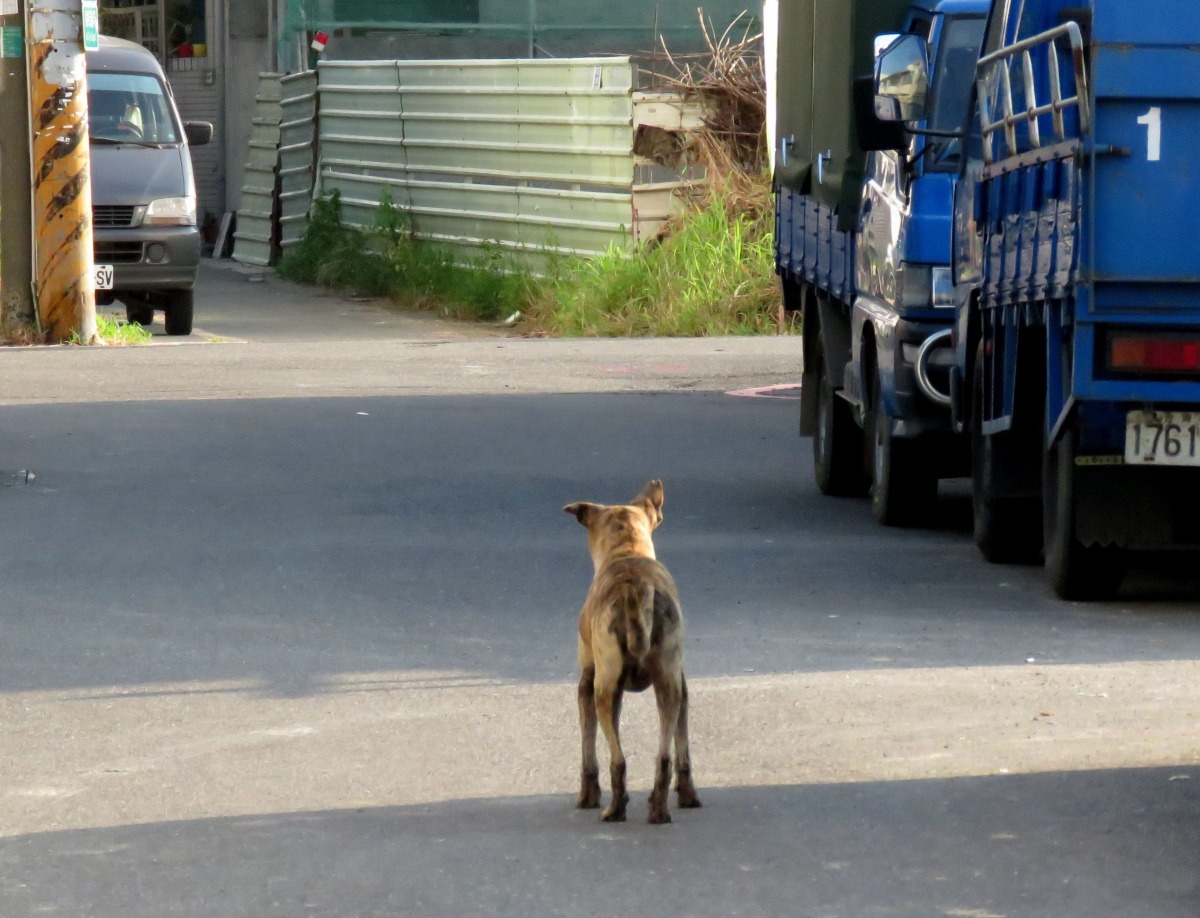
<box><xmin>28</xmin><ymin>0</ymin><xmax>96</xmax><ymax>343</ymax></box>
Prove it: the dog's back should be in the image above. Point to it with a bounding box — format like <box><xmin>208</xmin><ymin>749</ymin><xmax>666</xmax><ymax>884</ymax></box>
<box><xmin>585</xmin><ymin>556</ymin><xmax>682</xmax><ymax>691</ymax></box>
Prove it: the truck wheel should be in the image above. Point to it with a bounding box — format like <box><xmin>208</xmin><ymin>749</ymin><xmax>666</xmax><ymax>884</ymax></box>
<box><xmin>869</xmin><ymin>369</ymin><xmax>935</xmax><ymax>526</ymax></box>
<box><xmin>163</xmin><ymin>290</ymin><xmax>194</xmax><ymax>336</ymax></box>
<box><xmin>813</xmin><ymin>348</ymin><xmax>869</xmax><ymax>497</ymax></box>
<box><xmin>971</xmin><ymin>344</ymin><xmax>1041</xmax><ymax>563</ymax></box>
<box><xmin>1043</xmin><ymin>431</ymin><xmax>1124</xmax><ymax>600</ymax></box>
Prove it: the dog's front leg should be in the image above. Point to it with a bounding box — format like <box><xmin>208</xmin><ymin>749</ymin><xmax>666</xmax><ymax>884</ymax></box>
<box><xmin>576</xmin><ymin>666</ymin><xmax>601</xmax><ymax>809</ymax></box>
<box><xmin>595</xmin><ymin>678</ymin><xmax>628</xmax><ymax>822</ymax></box>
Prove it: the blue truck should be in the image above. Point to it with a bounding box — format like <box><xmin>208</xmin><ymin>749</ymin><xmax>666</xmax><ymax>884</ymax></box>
<box><xmin>876</xmin><ymin>0</ymin><xmax>1200</xmax><ymax>598</ymax></box>
<box><xmin>774</xmin><ymin>0</ymin><xmax>988</xmax><ymax>525</ymax></box>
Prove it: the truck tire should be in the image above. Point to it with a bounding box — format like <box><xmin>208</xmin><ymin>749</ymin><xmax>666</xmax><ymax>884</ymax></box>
<box><xmin>1043</xmin><ymin>430</ymin><xmax>1124</xmax><ymax>600</ymax></box>
<box><xmin>812</xmin><ymin>347</ymin><xmax>869</xmax><ymax>497</ymax></box>
<box><xmin>971</xmin><ymin>344</ymin><xmax>1042</xmax><ymax>563</ymax></box>
<box><xmin>868</xmin><ymin>368</ymin><xmax>936</xmax><ymax>526</ymax></box>
<box><xmin>163</xmin><ymin>289</ymin><xmax>194</xmax><ymax>336</ymax></box>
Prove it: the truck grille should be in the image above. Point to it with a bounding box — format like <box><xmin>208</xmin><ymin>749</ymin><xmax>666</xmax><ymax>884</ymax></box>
<box><xmin>93</xmin><ymin>205</ymin><xmax>137</xmax><ymax>228</ymax></box>
<box><xmin>94</xmin><ymin>241</ymin><xmax>143</xmax><ymax>264</ymax></box>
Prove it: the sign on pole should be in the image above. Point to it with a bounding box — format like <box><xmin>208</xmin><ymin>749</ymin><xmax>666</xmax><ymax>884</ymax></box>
<box><xmin>81</xmin><ymin>0</ymin><xmax>98</xmax><ymax>51</ymax></box>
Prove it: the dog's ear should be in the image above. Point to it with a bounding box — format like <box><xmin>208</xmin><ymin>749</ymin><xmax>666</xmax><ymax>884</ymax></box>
<box><xmin>563</xmin><ymin>502</ymin><xmax>600</xmax><ymax>527</ymax></box>
<box><xmin>634</xmin><ymin>479</ymin><xmax>664</xmax><ymax>528</ymax></box>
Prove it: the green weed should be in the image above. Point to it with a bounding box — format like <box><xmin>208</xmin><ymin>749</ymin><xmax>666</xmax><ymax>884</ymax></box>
<box><xmin>279</xmin><ymin>184</ymin><xmax>783</xmax><ymax>336</ymax></box>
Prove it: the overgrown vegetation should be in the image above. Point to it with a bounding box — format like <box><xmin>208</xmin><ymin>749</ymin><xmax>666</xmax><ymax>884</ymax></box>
<box><xmin>1</xmin><ymin>310</ymin><xmax>152</xmax><ymax>346</ymax></box>
<box><xmin>277</xmin><ymin>192</ymin><xmax>533</xmax><ymax>323</ymax></box>
<box><xmin>89</xmin><ymin>312</ymin><xmax>154</xmax><ymax>345</ymax></box>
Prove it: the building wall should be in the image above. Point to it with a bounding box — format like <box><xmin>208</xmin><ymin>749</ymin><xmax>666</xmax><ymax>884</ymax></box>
<box><xmin>223</xmin><ymin>0</ymin><xmax>274</xmax><ymax>215</ymax></box>
<box><xmin>169</xmin><ymin>69</ymin><xmax>224</xmax><ymax>221</ymax></box>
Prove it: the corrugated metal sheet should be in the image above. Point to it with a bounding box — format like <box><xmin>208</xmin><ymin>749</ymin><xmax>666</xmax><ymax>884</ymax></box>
<box><xmin>315</xmin><ymin>57</ymin><xmax>683</xmax><ymax>269</ymax></box>
<box><xmin>232</xmin><ymin>73</ymin><xmax>282</xmax><ymax>267</ymax></box>
<box><xmin>278</xmin><ymin>71</ymin><xmax>319</xmax><ymax>253</ymax></box>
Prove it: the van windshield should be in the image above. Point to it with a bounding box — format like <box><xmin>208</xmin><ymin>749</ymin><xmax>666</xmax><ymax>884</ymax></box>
<box><xmin>88</xmin><ymin>72</ymin><xmax>180</xmax><ymax>145</ymax></box>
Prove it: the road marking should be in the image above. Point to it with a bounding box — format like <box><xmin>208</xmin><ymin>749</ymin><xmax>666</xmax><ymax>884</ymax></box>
<box><xmin>726</xmin><ymin>383</ymin><xmax>802</xmax><ymax>399</ymax></box>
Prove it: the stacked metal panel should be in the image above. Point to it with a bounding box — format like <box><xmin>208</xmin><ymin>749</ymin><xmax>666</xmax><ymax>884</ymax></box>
<box><xmin>277</xmin><ymin>71</ymin><xmax>320</xmax><ymax>255</ymax></box>
<box><xmin>232</xmin><ymin>73</ymin><xmax>283</xmax><ymax>267</ymax></box>
<box><xmin>316</xmin><ymin>57</ymin><xmax>646</xmax><ymax>272</ymax></box>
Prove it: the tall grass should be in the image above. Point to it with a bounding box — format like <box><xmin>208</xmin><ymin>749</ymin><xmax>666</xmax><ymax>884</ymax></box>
<box><xmin>278</xmin><ymin>180</ymin><xmax>783</xmax><ymax>337</ymax></box>
<box><xmin>277</xmin><ymin>191</ymin><xmax>531</xmax><ymax>322</ymax></box>
<box><xmin>525</xmin><ymin>187</ymin><xmax>778</xmax><ymax>336</ymax></box>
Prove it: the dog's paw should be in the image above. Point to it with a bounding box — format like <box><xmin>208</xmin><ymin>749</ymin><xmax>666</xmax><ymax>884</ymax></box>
<box><xmin>576</xmin><ymin>791</ymin><xmax>601</xmax><ymax>810</ymax></box>
<box><xmin>677</xmin><ymin>788</ymin><xmax>702</xmax><ymax>809</ymax></box>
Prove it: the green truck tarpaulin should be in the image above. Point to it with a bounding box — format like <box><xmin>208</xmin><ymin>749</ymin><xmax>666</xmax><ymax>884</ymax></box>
<box><xmin>774</xmin><ymin>0</ymin><xmax>913</xmax><ymax>221</ymax></box>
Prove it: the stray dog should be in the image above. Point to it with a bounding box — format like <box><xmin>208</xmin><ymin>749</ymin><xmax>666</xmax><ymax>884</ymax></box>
<box><xmin>564</xmin><ymin>479</ymin><xmax>700</xmax><ymax>824</ymax></box>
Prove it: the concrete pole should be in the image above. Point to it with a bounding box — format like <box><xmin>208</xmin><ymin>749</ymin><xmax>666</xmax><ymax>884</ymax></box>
<box><xmin>0</xmin><ymin>0</ymin><xmax>36</xmax><ymax>331</ymax></box>
<box><xmin>28</xmin><ymin>0</ymin><xmax>96</xmax><ymax>343</ymax></box>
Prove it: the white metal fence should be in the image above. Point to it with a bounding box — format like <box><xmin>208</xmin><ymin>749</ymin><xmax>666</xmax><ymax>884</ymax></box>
<box><xmin>315</xmin><ymin>57</ymin><xmax>686</xmax><ymax>272</ymax></box>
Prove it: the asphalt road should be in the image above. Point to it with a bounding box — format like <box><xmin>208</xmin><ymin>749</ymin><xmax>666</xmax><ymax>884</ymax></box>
<box><xmin>2</xmin><ymin>264</ymin><xmax>1198</xmax><ymax>917</ymax></box>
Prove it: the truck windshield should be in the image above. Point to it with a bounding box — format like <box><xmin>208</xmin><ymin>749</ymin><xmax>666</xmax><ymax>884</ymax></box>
<box><xmin>925</xmin><ymin>14</ymin><xmax>987</xmax><ymax>171</ymax></box>
<box><xmin>88</xmin><ymin>71</ymin><xmax>181</xmax><ymax>146</ymax></box>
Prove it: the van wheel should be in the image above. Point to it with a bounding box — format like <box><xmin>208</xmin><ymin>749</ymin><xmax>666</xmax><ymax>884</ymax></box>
<box><xmin>125</xmin><ymin>302</ymin><xmax>154</xmax><ymax>327</ymax></box>
<box><xmin>868</xmin><ymin>368</ymin><xmax>935</xmax><ymax>527</ymax></box>
<box><xmin>812</xmin><ymin>347</ymin><xmax>869</xmax><ymax>497</ymax></box>
<box><xmin>163</xmin><ymin>290</ymin><xmax>194</xmax><ymax>336</ymax></box>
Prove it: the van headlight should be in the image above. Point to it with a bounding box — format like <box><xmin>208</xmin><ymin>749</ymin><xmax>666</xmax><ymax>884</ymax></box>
<box><xmin>144</xmin><ymin>195</ymin><xmax>196</xmax><ymax>226</ymax></box>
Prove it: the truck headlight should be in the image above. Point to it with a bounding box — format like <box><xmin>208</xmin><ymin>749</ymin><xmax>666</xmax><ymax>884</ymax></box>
<box><xmin>144</xmin><ymin>195</ymin><xmax>196</xmax><ymax>227</ymax></box>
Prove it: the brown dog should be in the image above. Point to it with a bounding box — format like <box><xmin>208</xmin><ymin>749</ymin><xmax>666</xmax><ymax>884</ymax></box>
<box><xmin>564</xmin><ymin>479</ymin><xmax>700</xmax><ymax>824</ymax></box>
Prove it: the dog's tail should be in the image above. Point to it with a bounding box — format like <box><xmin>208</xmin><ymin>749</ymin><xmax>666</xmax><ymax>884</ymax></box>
<box><xmin>620</xmin><ymin>582</ymin><xmax>655</xmax><ymax>659</ymax></box>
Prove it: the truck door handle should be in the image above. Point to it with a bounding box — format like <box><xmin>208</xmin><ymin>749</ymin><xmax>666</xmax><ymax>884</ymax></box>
<box><xmin>781</xmin><ymin>135</ymin><xmax>795</xmax><ymax>167</ymax></box>
<box><xmin>817</xmin><ymin>150</ymin><xmax>832</xmax><ymax>184</ymax></box>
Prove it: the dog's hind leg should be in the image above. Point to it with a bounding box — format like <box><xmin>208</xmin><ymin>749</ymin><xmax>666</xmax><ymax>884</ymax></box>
<box><xmin>674</xmin><ymin>673</ymin><xmax>701</xmax><ymax>809</ymax></box>
<box><xmin>595</xmin><ymin>660</ymin><xmax>628</xmax><ymax>822</ymax></box>
<box><xmin>576</xmin><ymin>666</ymin><xmax>601</xmax><ymax>809</ymax></box>
<box><xmin>648</xmin><ymin>673</ymin><xmax>683</xmax><ymax>824</ymax></box>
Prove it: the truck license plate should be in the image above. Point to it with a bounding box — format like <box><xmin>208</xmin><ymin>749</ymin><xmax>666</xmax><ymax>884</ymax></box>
<box><xmin>1125</xmin><ymin>410</ymin><xmax>1200</xmax><ymax>466</ymax></box>
<box><xmin>94</xmin><ymin>264</ymin><xmax>114</xmax><ymax>290</ymax></box>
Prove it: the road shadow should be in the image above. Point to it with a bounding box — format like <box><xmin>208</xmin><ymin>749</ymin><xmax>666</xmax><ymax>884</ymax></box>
<box><xmin>2</xmin><ymin>766</ymin><xmax>1197</xmax><ymax>917</ymax></box>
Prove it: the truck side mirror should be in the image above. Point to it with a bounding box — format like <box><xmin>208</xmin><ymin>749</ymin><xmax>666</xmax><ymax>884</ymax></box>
<box><xmin>854</xmin><ymin>76</ymin><xmax>907</xmax><ymax>151</ymax></box>
<box><xmin>874</xmin><ymin>34</ymin><xmax>930</xmax><ymax>123</ymax></box>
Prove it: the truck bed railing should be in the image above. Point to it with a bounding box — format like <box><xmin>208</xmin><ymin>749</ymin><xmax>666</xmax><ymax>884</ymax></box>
<box><xmin>976</xmin><ymin>22</ymin><xmax>1091</xmax><ymax>164</ymax></box>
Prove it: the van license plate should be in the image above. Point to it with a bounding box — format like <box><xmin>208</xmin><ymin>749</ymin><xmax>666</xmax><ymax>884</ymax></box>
<box><xmin>1125</xmin><ymin>410</ymin><xmax>1200</xmax><ymax>466</ymax></box>
<box><xmin>94</xmin><ymin>264</ymin><xmax>114</xmax><ymax>290</ymax></box>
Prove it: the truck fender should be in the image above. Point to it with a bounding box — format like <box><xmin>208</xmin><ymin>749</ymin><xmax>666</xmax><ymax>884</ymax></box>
<box><xmin>799</xmin><ymin>289</ymin><xmax>853</xmax><ymax>437</ymax></box>
<box><xmin>851</xmin><ymin>293</ymin><xmax>902</xmax><ymax>415</ymax></box>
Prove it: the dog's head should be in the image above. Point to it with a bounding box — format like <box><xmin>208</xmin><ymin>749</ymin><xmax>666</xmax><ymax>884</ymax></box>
<box><xmin>564</xmin><ymin>480</ymin><xmax>665</xmax><ymax>572</ymax></box>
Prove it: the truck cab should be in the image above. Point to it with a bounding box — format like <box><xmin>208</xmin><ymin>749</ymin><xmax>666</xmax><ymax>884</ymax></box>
<box><xmin>774</xmin><ymin>0</ymin><xmax>987</xmax><ymax>527</ymax></box>
<box><xmin>849</xmin><ymin>2</ymin><xmax>988</xmax><ymax>521</ymax></box>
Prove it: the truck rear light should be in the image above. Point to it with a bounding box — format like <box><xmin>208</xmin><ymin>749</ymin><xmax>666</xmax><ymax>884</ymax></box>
<box><xmin>1108</xmin><ymin>334</ymin><xmax>1200</xmax><ymax>374</ymax></box>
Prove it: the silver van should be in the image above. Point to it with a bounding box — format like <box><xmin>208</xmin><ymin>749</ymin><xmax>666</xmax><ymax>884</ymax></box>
<box><xmin>88</xmin><ymin>36</ymin><xmax>212</xmax><ymax>335</ymax></box>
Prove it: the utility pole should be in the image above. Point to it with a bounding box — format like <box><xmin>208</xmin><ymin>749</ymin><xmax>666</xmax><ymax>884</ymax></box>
<box><xmin>27</xmin><ymin>0</ymin><xmax>96</xmax><ymax>343</ymax></box>
<box><xmin>0</xmin><ymin>0</ymin><xmax>35</xmax><ymax>331</ymax></box>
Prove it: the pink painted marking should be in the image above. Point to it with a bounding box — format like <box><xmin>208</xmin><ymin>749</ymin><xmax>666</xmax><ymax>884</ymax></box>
<box><xmin>726</xmin><ymin>383</ymin><xmax>803</xmax><ymax>399</ymax></box>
